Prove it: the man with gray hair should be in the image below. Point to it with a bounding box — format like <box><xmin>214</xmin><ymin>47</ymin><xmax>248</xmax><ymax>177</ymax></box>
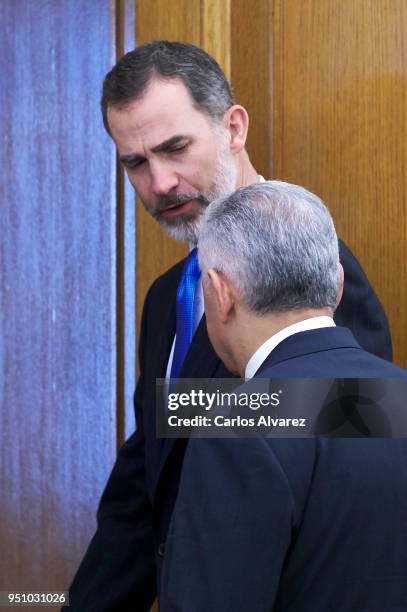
<box><xmin>160</xmin><ymin>181</ymin><xmax>407</xmax><ymax>612</ymax></box>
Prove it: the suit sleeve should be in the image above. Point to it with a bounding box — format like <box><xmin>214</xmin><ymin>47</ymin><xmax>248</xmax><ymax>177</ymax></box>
<box><xmin>159</xmin><ymin>438</ymin><xmax>298</xmax><ymax>612</ymax></box>
<box><xmin>67</xmin><ymin>289</ymin><xmax>156</xmax><ymax>612</ymax></box>
<box><xmin>335</xmin><ymin>239</ymin><xmax>392</xmax><ymax>361</ymax></box>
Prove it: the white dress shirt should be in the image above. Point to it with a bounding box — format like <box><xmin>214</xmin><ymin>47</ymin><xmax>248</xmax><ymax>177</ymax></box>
<box><xmin>244</xmin><ymin>316</ymin><xmax>336</xmax><ymax>379</ymax></box>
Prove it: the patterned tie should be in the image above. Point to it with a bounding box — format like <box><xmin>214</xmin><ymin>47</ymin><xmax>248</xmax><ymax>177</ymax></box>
<box><xmin>170</xmin><ymin>248</ymin><xmax>201</xmax><ymax>381</ymax></box>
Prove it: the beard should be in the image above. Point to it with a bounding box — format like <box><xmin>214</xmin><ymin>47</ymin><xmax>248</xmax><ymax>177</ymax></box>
<box><xmin>150</xmin><ymin>132</ymin><xmax>238</xmax><ymax>244</ymax></box>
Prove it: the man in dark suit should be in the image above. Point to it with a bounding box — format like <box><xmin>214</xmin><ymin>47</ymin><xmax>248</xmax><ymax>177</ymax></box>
<box><xmin>68</xmin><ymin>42</ymin><xmax>393</xmax><ymax>610</ymax></box>
<box><xmin>159</xmin><ymin>180</ymin><xmax>407</xmax><ymax>611</ymax></box>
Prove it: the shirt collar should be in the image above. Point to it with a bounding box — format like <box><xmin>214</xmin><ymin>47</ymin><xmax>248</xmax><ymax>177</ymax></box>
<box><xmin>245</xmin><ymin>316</ymin><xmax>336</xmax><ymax>379</ymax></box>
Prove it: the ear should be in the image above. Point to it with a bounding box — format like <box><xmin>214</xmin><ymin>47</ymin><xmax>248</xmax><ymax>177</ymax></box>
<box><xmin>336</xmin><ymin>264</ymin><xmax>344</xmax><ymax>307</ymax></box>
<box><xmin>206</xmin><ymin>268</ymin><xmax>236</xmax><ymax>323</ymax></box>
<box><xmin>222</xmin><ymin>105</ymin><xmax>249</xmax><ymax>154</ymax></box>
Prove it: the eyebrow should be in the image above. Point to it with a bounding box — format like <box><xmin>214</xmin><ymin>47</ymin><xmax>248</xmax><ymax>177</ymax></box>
<box><xmin>119</xmin><ymin>135</ymin><xmax>191</xmax><ymax>165</ymax></box>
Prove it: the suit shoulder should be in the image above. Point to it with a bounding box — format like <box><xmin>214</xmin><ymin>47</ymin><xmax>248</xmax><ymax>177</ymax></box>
<box><xmin>361</xmin><ymin>353</ymin><xmax>407</xmax><ymax>377</ymax></box>
<box><xmin>259</xmin><ymin>349</ymin><xmax>407</xmax><ymax>378</ymax></box>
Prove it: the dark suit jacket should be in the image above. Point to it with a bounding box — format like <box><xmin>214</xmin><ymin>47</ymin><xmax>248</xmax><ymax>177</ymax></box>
<box><xmin>68</xmin><ymin>240</ymin><xmax>393</xmax><ymax>611</ymax></box>
<box><xmin>159</xmin><ymin>327</ymin><xmax>407</xmax><ymax>612</ymax></box>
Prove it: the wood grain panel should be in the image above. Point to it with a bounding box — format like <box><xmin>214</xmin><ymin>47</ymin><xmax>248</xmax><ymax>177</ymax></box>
<box><xmin>0</xmin><ymin>0</ymin><xmax>117</xmax><ymax>608</ymax></box>
<box><xmin>273</xmin><ymin>0</ymin><xmax>407</xmax><ymax>366</ymax></box>
<box><xmin>231</xmin><ymin>0</ymin><xmax>272</xmax><ymax>178</ymax></box>
<box><xmin>201</xmin><ymin>0</ymin><xmax>231</xmax><ymax>79</ymax></box>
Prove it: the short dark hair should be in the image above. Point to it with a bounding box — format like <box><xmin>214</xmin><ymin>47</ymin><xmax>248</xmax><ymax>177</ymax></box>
<box><xmin>101</xmin><ymin>40</ymin><xmax>235</xmax><ymax>133</ymax></box>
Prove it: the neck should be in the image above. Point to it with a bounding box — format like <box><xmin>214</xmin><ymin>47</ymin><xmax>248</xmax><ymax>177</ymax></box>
<box><xmin>232</xmin><ymin>308</ymin><xmax>333</xmax><ymax>376</ymax></box>
<box><xmin>236</xmin><ymin>150</ymin><xmax>260</xmax><ymax>187</ymax></box>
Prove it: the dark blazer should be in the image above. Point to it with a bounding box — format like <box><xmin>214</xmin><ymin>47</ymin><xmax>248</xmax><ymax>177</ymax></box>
<box><xmin>68</xmin><ymin>240</ymin><xmax>393</xmax><ymax>611</ymax></box>
<box><xmin>159</xmin><ymin>327</ymin><xmax>407</xmax><ymax>612</ymax></box>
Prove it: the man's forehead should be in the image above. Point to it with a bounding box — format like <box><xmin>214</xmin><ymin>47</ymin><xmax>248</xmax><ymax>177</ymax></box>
<box><xmin>112</xmin><ymin>77</ymin><xmax>196</xmax><ymax>121</ymax></box>
<box><xmin>141</xmin><ymin>75</ymin><xmax>193</xmax><ymax>102</ymax></box>
<box><xmin>107</xmin><ymin>80</ymin><xmax>212</xmax><ymax>153</ymax></box>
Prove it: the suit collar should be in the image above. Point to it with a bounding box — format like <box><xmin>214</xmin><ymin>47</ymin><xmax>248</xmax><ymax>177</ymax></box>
<box><xmin>245</xmin><ymin>316</ymin><xmax>335</xmax><ymax>378</ymax></box>
<box><xmin>256</xmin><ymin>326</ymin><xmax>362</xmax><ymax>375</ymax></box>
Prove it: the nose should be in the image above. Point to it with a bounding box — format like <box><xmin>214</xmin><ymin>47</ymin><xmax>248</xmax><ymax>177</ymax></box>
<box><xmin>150</xmin><ymin>161</ymin><xmax>179</xmax><ymax>196</ymax></box>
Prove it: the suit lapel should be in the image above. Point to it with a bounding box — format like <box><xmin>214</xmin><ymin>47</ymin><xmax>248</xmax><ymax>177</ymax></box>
<box><xmin>154</xmin><ymin>301</ymin><xmax>176</xmax><ymax>380</ymax></box>
<box><xmin>156</xmin><ymin>315</ymin><xmax>225</xmax><ymax>487</ymax></box>
<box><xmin>147</xmin><ymin>258</ymin><xmax>182</xmax><ymax>383</ymax></box>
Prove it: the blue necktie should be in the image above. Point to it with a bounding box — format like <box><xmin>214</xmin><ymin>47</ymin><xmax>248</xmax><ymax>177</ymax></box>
<box><xmin>170</xmin><ymin>248</ymin><xmax>201</xmax><ymax>381</ymax></box>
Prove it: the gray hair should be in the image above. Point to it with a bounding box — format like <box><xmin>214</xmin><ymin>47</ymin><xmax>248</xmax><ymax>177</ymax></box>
<box><xmin>198</xmin><ymin>181</ymin><xmax>340</xmax><ymax>314</ymax></box>
<box><xmin>101</xmin><ymin>40</ymin><xmax>235</xmax><ymax>133</ymax></box>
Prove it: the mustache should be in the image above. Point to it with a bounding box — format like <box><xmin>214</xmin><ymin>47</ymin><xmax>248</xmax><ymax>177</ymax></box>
<box><xmin>155</xmin><ymin>193</ymin><xmax>210</xmax><ymax>212</ymax></box>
